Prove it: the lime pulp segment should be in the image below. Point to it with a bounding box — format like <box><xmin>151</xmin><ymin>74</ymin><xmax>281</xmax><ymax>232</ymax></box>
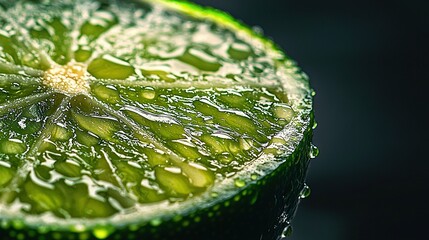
<box><xmin>0</xmin><ymin>0</ymin><xmax>313</xmax><ymax>238</ymax></box>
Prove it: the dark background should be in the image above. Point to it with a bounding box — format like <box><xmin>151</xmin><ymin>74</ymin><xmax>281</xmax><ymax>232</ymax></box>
<box><xmin>191</xmin><ymin>0</ymin><xmax>427</xmax><ymax>239</ymax></box>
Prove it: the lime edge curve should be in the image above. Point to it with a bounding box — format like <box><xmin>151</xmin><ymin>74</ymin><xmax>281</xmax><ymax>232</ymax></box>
<box><xmin>0</xmin><ymin>0</ymin><xmax>314</xmax><ymax>233</ymax></box>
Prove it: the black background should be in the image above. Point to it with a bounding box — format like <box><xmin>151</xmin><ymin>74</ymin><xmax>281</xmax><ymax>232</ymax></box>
<box><xmin>191</xmin><ymin>0</ymin><xmax>427</xmax><ymax>239</ymax></box>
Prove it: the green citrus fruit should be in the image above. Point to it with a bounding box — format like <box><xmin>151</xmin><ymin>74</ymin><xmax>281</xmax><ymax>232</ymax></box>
<box><xmin>0</xmin><ymin>0</ymin><xmax>315</xmax><ymax>239</ymax></box>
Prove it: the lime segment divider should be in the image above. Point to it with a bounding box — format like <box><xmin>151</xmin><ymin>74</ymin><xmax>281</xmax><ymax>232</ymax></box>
<box><xmin>0</xmin><ymin>74</ymin><xmax>42</xmax><ymax>84</ymax></box>
<box><xmin>79</xmin><ymin>0</ymin><xmax>129</xmax><ymax>66</ymax></box>
<box><xmin>82</xmin><ymin>25</ymin><xmax>122</xmax><ymax>66</ymax></box>
<box><xmin>0</xmin><ymin>62</ymin><xmax>44</xmax><ymax>77</ymax></box>
<box><xmin>66</xmin><ymin>0</ymin><xmax>99</xmax><ymax>62</ymax></box>
<box><xmin>0</xmin><ymin>7</ymin><xmax>54</xmax><ymax>69</ymax></box>
<box><xmin>87</xmin><ymin>95</ymin><xmax>184</xmax><ymax>164</ymax></box>
<box><xmin>0</xmin><ymin>91</ymin><xmax>53</xmax><ymax>116</ymax></box>
<box><xmin>87</xmin><ymin>94</ymin><xmax>210</xmax><ymax>184</ymax></box>
<box><xmin>26</xmin><ymin>96</ymin><xmax>71</xmax><ymax>158</ymax></box>
<box><xmin>0</xmin><ymin>96</ymin><xmax>68</xmax><ymax>204</ymax></box>
<box><xmin>98</xmin><ymin>149</ymin><xmax>129</xmax><ymax>195</ymax></box>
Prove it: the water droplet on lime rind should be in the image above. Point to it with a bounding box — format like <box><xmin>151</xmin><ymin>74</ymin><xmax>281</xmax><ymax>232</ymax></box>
<box><xmin>281</xmin><ymin>225</ymin><xmax>293</xmax><ymax>238</ymax></box>
<box><xmin>299</xmin><ymin>184</ymin><xmax>311</xmax><ymax>199</ymax></box>
<box><xmin>310</xmin><ymin>144</ymin><xmax>319</xmax><ymax>159</ymax></box>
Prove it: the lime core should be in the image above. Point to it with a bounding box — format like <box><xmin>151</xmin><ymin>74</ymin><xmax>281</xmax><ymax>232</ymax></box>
<box><xmin>43</xmin><ymin>62</ymin><xmax>89</xmax><ymax>94</ymax></box>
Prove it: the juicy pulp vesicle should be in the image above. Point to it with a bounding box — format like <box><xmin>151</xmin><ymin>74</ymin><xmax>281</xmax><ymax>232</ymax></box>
<box><xmin>0</xmin><ymin>0</ymin><xmax>314</xmax><ymax>239</ymax></box>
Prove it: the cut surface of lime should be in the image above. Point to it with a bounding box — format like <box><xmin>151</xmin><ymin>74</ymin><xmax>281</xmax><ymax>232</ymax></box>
<box><xmin>0</xmin><ymin>0</ymin><xmax>314</xmax><ymax>239</ymax></box>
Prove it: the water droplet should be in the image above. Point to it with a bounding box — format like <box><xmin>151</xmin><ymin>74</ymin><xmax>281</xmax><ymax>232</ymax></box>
<box><xmin>281</xmin><ymin>225</ymin><xmax>293</xmax><ymax>237</ymax></box>
<box><xmin>252</xmin><ymin>26</ymin><xmax>264</xmax><ymax>35</ymax></box>
<box><xmin>273</xmin><ymin>104</ymin><xmax>294</xmax><ymax>121</ymax></box>
<box><xmin>312</xmin><ymin>121</ymin><xmax>318</xmax><ymax>129</ymax></box>
<box><xmin>309</xmin><ymin>144</ymin><xmax>319</xmax><ymax>159</ymax></box>
<box><xmin>217</xmin><ymin>152</ymin><xmax>233</xmax><ymax>164</ymax></box>
<box><xmin>299</xmin><ymin>184</ymin><xmax>311</xmax><ymax>199</ymax></box>
<box><xmin>251</xmin><ymin>174</ymin><xmax>258</xmax><ymax>181</ymax></box>
<box><xmin>141</xmin><ymin>87</ymin><xmax>156</xmax><ymax>99</ymax></box>
<box><xmin>234</xmin><ymin>179</ymin><xmax>245</xmax><ymax>188</ymax></box>
<box><xmin>10</xmin><ymin>82</ymin><xmax>21</xmax><ymax>91</ymax></box>
<box><xmin>311</xmin><ymin>90</ymin><xmax>316</xmax><ymax>96</ymax></box>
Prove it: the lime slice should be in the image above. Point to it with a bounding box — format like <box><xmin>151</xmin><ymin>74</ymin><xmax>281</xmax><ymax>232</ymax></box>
<box><xmin>0</xmin><ymin>0</ymin><xmax>315</xmax><ymax>239</ymax></box>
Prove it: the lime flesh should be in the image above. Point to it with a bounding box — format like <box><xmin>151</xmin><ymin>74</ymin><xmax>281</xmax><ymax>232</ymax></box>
<box><xmin>0</xmin><ymin>0</ymin><xmax>314</xmax><ymax>239</ymax></box>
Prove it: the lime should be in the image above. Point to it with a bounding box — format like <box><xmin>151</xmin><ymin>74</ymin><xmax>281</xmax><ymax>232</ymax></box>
<box><xmin>0</xmin><ymin>0</ymin><xmax>315</xmax><ymax>239</ymax></box>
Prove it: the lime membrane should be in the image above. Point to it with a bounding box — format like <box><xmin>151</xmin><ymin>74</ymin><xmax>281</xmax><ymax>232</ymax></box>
<box><xmin>0</xmin><ymin>0</ymin><xmax>314</xmax><ymax>239</ymax></box>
